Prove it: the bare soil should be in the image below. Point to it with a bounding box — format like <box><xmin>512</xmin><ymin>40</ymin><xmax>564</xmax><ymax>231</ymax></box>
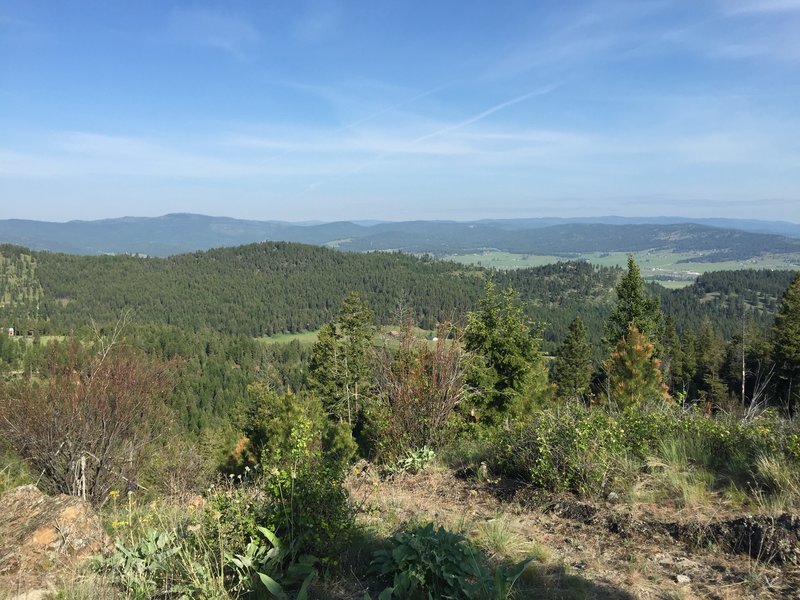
<box><xmin>347</xmin><ymin>467</ymin><xmax>800</xmax><ymax>599</ymax></box>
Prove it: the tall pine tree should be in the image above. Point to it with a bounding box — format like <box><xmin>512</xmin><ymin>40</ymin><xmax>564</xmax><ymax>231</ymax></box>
<box><xmin>605</xmin><ymin>256</ymin><xmax>662</xmax><ymax>353</ymax></box>
<box><xmin>308</xmin><ymin>292</ymin><xmax>375</xmax><ymax>428</ymax></box>
<box><xmin>553</xmin><ymin>317</ymin><xmax>593</xmax><ymax>402</ymax></box>
<box><xmin>774</xmin><ymin>273</ymin><xmax>800</xmax><ymax>413</ymax></box>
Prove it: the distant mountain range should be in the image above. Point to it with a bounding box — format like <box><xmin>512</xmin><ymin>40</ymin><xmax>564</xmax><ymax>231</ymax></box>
<box><xmin>0</xmin><ymin>213</ymin><xmax>799</xmax><ymax>260</ymax></box>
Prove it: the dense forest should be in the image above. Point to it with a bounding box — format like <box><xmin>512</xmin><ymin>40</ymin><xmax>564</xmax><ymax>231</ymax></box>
<box><xmin>0</xmin><ymin>242</ymin><xmax>793</xmax><ymax>353</ymax></box>
<box><xmin>0</xmin><ymin>241</ymin><xmax>796</xmax><ymax>435</ymax></box>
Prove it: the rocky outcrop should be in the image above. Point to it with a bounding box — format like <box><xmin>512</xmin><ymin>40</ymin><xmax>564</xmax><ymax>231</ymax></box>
<box><xmin>0</xmin><ymin>485</ymin><xmax>111</xmax><ymax>595</ymax></box>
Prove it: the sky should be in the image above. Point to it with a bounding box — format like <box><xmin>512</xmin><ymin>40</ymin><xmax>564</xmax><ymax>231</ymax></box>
<box><xmin>1</xmin><ymin>1</ymin><xmax>799</xmax><ymax>223</ymax></box>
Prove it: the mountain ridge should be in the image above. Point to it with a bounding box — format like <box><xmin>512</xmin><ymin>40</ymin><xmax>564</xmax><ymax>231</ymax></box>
<box><xmin>0</xmin><ymin>213</ymin><xmax>799</xmax><ymax>259</ymax></box>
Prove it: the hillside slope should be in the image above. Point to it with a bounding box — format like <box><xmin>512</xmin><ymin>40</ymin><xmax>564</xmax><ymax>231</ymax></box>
<box><xmin>0</xmin><ymin>243</ymin><xmax>794</xmax><ymax>354</ymax></box>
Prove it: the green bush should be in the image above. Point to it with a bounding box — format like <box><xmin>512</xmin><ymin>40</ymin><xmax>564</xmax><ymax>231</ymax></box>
<box><xmin>492</xmin><ymin>406</ymin><xmax>625</xmax><ymax>497</ymax></box>
<box><xmin>392</xmin><ymin>446</ymin><xmax>436</xmax><ymax>475</ymax></box>
<box><xmin>482</xmin><ymin>403</ymin><xmax>800</xmax><ymax>504</ymax></box>
<box><xmin>244</xmin><ymin>384</ymin><xmax>356</xmax><ymax>472</ymax></box>
<box><xmin>261</xmin><ymin>417</ymin><xmax>354</xmax><ymax>562</ymax></box>
<box><xmin>370</xmin><ymin>523</ymin><xmax>531</xmax><ymax>600</ymax></box>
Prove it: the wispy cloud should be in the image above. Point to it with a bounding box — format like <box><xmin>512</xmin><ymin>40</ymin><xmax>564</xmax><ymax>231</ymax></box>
<box><xmin>165</xmin><ymin>9</ymin><xmax>260</xmax><ymax>58</ymax></box>
<box><xmin>722</xmin><ymin>0</ymin><xmax>800</xmax><ymax>15</ymax></box>
<box><xmin>412</xmin><ymin>85</ymin><xmax>560</xmax><ymax>144</ymax></box>
<box><xmin>486</xmin><ymin>2</ymin><xmax>671</xmax><ymax>81</ymax></box>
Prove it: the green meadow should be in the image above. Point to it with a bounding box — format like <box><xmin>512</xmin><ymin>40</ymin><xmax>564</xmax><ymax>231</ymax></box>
<box><xmin>447</xmin><ymin>250</ymin><xmax>800</xmax><ymax>287</ymax></box>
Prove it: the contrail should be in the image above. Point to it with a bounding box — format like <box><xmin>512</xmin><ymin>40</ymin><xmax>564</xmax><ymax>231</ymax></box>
<box><xmin>412</xmin><ymin>83</ymin><xmax>560</xmax><ymax>145</ymax></box>
<box><xmin>343</xmin><ymin>83</ymin><xmax>450</xmax><ymax>131</ymax></box>
<box><xmin>256</xmin><ymin>83</ymin><xmax>449</xmax><ymax>165</ymax></box>
<box><xmin>296</xmin><ymin>82</ymin><xmax>560</xmax><ymax>197</ymax></box>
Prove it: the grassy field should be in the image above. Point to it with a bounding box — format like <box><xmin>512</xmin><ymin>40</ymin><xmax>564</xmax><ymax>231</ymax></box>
<box><xmin>447</xmin><ymin>250</ymin><xmax>800</xmax><ymax>286</ymax></box>
<box><xmin>256</xmin><ymin>325</ymin><xmax>438</xmax><ymax>347</ymax></box>
<box><xmin>255</xmin><ymin>330</ymin><xmax>321</xmax><ymax>346</ymax></box>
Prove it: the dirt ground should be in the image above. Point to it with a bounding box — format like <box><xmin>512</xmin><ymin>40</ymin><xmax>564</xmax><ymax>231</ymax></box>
<box><xmin>347</xmin><ymin>467</ymin><xmax>800</xmax><ymax>600</ymax></box>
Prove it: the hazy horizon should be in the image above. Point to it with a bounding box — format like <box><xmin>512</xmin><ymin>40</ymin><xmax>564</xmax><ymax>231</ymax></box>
<box><xmin>0</xmin><ymin>211</ymin><xmax>799</xmax><ymax>227</ymax></box>
<box><xmin>2</xmin><ymin>1</ymin><xmax>799</xmax><ymax>222</ymax></box>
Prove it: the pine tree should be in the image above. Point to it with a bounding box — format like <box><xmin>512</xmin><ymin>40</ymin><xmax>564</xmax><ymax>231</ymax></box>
<box><xmin>660</xmin><ymin>315</ymin><xmax>683</xmax><ymax>397</ymax></box>
<box><xmin>308</xmin><ymin>292</ymin><xmax>375</xmax><ymax>428</ymax></box>
<box><xmin>606</xmin><ymin>324</ymin><xmax>670</xmax><ymax>410</ymax></box>
<box><xmin>605</xmin><ymin>256</ymin><xmax>662</xmax><ymax>352</ymax></box>
<box><xmin>774</xmin><ymin>273</ymin><xmax>800</xmax><ymax>413</ymax></box>
<box><xmin>553</xmin><ymin>317</ymin><xmax>593</xmax><ymax>402</ymax></box>
<box><xmin>694</xmin><ymin>318</ymin><xmax>728</xmax><ymax>408</ymax></box>
<box><xmin>465</xmin><ymin>282</ymin><xmax>549</xmax><ymax>418</ymax></box>
<box><xmin>680</xmin><ymin>327</ymin><xmax>698</xmax><ymax>398</ymax></box>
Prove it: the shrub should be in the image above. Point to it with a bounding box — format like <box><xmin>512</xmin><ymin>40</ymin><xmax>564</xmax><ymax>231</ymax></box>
<box><xmin>243</xmin><ymin>383</ymin><xmax>357</xmax><ymax>472</ymax></box>
<box><xmin>371</xmin><ymin>523</ymin><xmax>531</xmax><ymax>600</ymax></box>
<box><xmin>372</xmin><ymin>322</ymin><xmax>470</xmax><ymax>461</ymax></box>
<box><xmin>491</xmin><ymin>405</ymin><xmax>625</xmax><ymax>497</ymax></box>
<box><xmin>0</xmin><ymin>336</ymin><xmax>174</xmax><ymax>505</ymax></box>
<box><xmin>261</xmin><ymin>417</ymin><xmax>354</xmax><ymax>561</ymax></box>
<box><xmin>483</xmin><ymin>402</ymin><xmax>800</xmax><ymax>506</ymax></box>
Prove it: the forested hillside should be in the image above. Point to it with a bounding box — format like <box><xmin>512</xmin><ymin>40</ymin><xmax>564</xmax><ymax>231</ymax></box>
<box><xmin>16</xmin><ymin>242</ymin><xmax>483</xmax><ymax>335</ymax></box>
<box><xmin>0</xmin><ymin>243</ymin><xmax>794</xmax><ymax>356</ymax></box>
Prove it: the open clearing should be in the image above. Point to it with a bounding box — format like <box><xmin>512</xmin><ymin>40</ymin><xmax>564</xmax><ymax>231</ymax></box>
<box><xmin>347</xmin><ymin>466</ymin><xmax>800</xmax><ymax>600</ymax></box>
<box><xmin>447</xmin><ymin>251</ymin><xmax>800</xmax><ymax>287</ymax></box>
<box><xmin>256</xmin><ymin>325</ymin><xmax>437</xmax><ymax>347</ymax></box>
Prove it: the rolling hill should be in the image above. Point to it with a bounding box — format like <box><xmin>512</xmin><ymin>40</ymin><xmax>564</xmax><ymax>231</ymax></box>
<box><xmin>0</xmin><ymin>214</ymin><xmax>799</xmax><ymax>261</ymax></box>
<box><xmin>0</xmin><ymin>242</ymin><xmax>794</xmax><ymax>355</ymax></box>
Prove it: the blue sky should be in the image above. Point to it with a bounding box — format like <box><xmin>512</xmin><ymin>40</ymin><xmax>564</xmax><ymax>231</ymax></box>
<box><xmin>1</xmin><ymin>1</ymin><xmax>799</xmax><ymax>223</ymax></box>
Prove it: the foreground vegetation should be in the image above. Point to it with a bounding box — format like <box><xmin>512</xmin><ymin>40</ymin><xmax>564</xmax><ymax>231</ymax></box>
<box><xmin>2</xmin><ymin>248</ymin><xmax>800</xmax><ymax>598</ymax></box>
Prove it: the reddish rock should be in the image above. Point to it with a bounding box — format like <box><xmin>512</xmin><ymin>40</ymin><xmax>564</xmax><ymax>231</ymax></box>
<box><xmin>0</xmin><ymin>485</ymin><xmax>111</xmax><ymax>594</ymax></box>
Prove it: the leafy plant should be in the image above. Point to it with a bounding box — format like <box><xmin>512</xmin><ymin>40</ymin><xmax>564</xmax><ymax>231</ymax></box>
<box><xmin>371</xmin><ymin>523</ymin><xmax>531</xmax><ymax>600</ymax></box>
<box><xmin>262</xmin><ymin>417</ymin><xmax>354</xmax><ymax>561</ymax></box>
<box><xmin>394</xmin><ymin>446</ymin><xmax>436</xmax><ymax>474</ymax></box>
<box><xmin>97</xmin><ymin>528</ymin><xmax>216</xmax><ymax>599</ymax></box>
<box><xmin>226</xmin><ymin>526</ymin><xmax>316</xmax><ymax>600</ymax></box>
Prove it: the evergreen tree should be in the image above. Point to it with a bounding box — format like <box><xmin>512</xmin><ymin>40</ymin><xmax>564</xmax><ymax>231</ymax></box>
<box><xmin>660</xmin><ymin>315</ymin><xmax>683</xmax><ymax>397</ymax></box>
<box><xmin>695</xmin><ymin>319</ymin><xmax>728</xmax><ymax>408</ymax></box>
<box><xmin>606</xmin><ymin>324</ymin><xmax>670</xmax><ymax>410</ymax></box>
<box><xmin>465</xmin><ymin>282</ymin><xmax>549</xmax><ymax>419</ymax></box>
<box><xmin>679</xmin><ymin>327</ymin><xmax>698</xmax><ymax>399</ymax></box>
<box><xmin>605</xmin><ymin>256</ymin><xmax>662</xmax><ymax>352</ymax></box>
<box><xmin>774</xmin><ymin>273</ymin><xmax>800</xmax><ymax>413</ymax></box>
<box><xmin>308</xmin><ymin>292</ymin><xmax>375</xmax><ymax>428</ymax></box>
<box><xmin>552</xmin><ymin>317</ymin><xmax>593</xmax><ymax>402</ymax></box>
<box><xmin>722</xmin><ymin>322</ymin><xmax>773</xmax><ymax>410</ymax></box>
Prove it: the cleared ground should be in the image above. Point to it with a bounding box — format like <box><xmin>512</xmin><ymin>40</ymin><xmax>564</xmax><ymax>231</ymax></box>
<box><xmin>256</xmin><ymin>325</ymin><xmax>437</xmax><ymax>347</ymax></box>
<box><xmin>347</xmin><ymin>466</ymin><xmax>800</xmax><ymax>600</ymax></box>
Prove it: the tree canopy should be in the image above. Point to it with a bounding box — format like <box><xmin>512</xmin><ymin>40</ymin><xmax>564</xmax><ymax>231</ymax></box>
<box><xmin>605</xmin><ymin>256</ymin><xmax>662</xmax><ymax>351</ymax></box>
